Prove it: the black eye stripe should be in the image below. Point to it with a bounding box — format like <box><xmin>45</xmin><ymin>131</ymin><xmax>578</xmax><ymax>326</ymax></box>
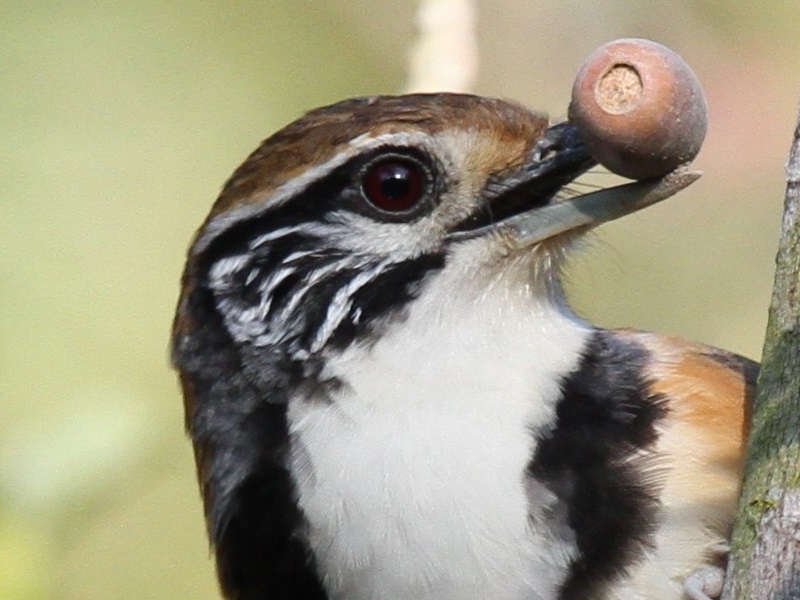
<box><xmin>201</xmin><ymin>146</ymin><xmax>443</xmax><ymax>270</ymax></box>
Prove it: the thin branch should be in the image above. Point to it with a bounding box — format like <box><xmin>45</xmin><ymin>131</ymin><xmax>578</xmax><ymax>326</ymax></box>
<box><xmin>405</xmin><ymin>0</ymin><xmax>478</xmax><ymax>93</ymax></box>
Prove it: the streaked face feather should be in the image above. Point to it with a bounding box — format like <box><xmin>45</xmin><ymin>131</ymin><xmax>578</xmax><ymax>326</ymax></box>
<box><xmin>194</xmin><ymin>95</ymin><xmax>590</xmax><ymax>366</ymax></box>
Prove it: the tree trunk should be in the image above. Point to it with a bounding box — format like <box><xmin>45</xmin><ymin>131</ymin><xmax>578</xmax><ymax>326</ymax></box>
<box><xmin>721</xmin><ymin>103</ymin><xmax>800</xmax><ymax>599</ymax></box>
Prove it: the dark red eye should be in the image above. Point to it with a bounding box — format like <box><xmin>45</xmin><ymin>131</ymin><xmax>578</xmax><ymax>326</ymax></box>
<box><xmin>361</xmin><ymin>158</ymin><xmax>426</xmax><ymax>212</ymax></box>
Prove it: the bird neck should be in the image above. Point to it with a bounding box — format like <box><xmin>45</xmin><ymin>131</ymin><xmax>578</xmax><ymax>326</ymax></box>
<box><xmin>315</xmin><ymin>248</ymin><xmax>591</xmax><ymax>415</ymax></box>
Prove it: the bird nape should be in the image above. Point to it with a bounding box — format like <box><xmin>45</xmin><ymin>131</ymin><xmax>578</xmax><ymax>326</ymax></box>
<box><xmin>172</xmin><ymin>93</ymin><xmax>756</xmax><ymax>600</ymax></box>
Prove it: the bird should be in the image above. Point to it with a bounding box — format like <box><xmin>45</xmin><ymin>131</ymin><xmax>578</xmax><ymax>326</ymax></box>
<box><xmin>171</xmin><ymin>93</ymin><xmax>757</xmax><ymax>600</ymax></box>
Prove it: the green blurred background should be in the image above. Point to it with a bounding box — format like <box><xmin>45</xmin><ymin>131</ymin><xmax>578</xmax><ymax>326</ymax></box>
<box><xmin>2</xmin><ymin>1</ymin><xmax>798</xmax><ymax>598</ymax></box>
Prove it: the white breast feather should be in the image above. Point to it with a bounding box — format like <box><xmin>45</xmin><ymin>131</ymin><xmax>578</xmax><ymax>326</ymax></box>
<box><xmin>287</xmin><ymin>243</ymin><xmax>591</xmax><ymax>600</ymax></box>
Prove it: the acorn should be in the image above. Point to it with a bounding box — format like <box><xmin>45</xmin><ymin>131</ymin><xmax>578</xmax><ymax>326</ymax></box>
<box><xmin>568</xmin><ymin>38</ymin><xmax>707</xmax><ymax>180</ymax></box>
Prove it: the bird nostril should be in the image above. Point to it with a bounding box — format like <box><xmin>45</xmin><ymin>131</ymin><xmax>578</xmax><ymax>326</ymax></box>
<box><xmin>531</xmin><ymin>122</ymin><xmax>587</xmax><ymax>167</ymax></box>
<box><xmin>537</xmin><ymin>146</ymin><xmax>558</xmax><ymax>162</ymax></box>
<box><xmin>530</xmin><ymin>137</ymin><xmax>560</xmax><ymax>163</ymax></box>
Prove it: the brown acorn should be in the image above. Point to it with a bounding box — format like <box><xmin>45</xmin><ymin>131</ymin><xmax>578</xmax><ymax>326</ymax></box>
<box><xmin>569</xmin><ymin>38</ymin><xmax>707</xmax><ymax>180</ymax></box>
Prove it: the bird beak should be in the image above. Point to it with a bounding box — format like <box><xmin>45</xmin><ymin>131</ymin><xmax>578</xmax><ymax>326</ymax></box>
<box><xmin>449</xmin><ymin>122</ymin><xmax>701</xmax><ymax>247</ymax></box>
<box><xmin>503</xmin><ymin>167</ymin><xmax>701</xmax><ymax>249</ymax></box>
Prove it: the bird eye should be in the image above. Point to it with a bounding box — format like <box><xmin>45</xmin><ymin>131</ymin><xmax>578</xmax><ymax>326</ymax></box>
<box><xmin>361</xmin><ymin>157</ymin><xmax>426</xmax><ymax>213</ymax></box>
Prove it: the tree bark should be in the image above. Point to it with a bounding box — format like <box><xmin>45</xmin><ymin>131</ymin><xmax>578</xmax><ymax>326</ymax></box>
<box><xmin>721</xmin><ymin>103</ymin><xmax>800</xmax><ymax>599</ymax></box>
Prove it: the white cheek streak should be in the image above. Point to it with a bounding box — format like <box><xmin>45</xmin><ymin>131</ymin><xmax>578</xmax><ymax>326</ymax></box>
<box><xmin>275</xmin><ymin>255</ymin><xmax>362</xmax><ymax>323</ymax></box>
<box><xmin>244</xmin><ymin>267</ymin><xmax>261</xmax><ymax>287</ymax></box>
<box><xmin>250</xmin><ymin>223</ymin><xmax>317</xmax><ymax>249</ymax></box>
<box><xmin>309</xmin><ymin>258</ymin><xmax>394</xmax><ymax>354</ymax></box>
<box><xmin>288</xmin><ymin>240</ymin><xmax>591</xmax><ymax>600</ymax></box>
<box><xmin>256</xmin><ymin>265</ymin><xmax>297</xmax><ymax>319</ymax></box>
<box><xmin>249</xmin><ymin>254</ymin><xmax>374</xmax><ymax>350</ymax></box>
<box><xmin>214</xmin><ymin>298</ymin><xmax>267</xmax><ymax>343</ymax></box>
<box><xmin>284</xmin><ymin>249</ymin><xmax>318</xmax><ymax>264</ymax></box>
<box><xmin>208</xmin><ymin>254</ymin><xmax>252</xmax><ymax>291</ymax></box>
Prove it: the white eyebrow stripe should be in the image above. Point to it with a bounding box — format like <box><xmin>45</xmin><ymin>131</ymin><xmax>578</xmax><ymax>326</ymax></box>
<box><xmin>249</xmin><ymin>224</ymin><xmax>315</xmax><ymax>249</ymax></box>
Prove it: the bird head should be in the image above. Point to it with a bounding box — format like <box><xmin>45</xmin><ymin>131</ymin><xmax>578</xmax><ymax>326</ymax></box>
<box><xmin>176</xmin><ymin>93</ymin><xmax>694</xmax><ymax>367</ymax></box>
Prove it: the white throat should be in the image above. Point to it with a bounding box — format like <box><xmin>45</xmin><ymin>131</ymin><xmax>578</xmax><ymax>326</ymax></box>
<box><xmin>287</xmin><ymin>244</ymin><xmax>591</xmax><ymax>600</ymax></box>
